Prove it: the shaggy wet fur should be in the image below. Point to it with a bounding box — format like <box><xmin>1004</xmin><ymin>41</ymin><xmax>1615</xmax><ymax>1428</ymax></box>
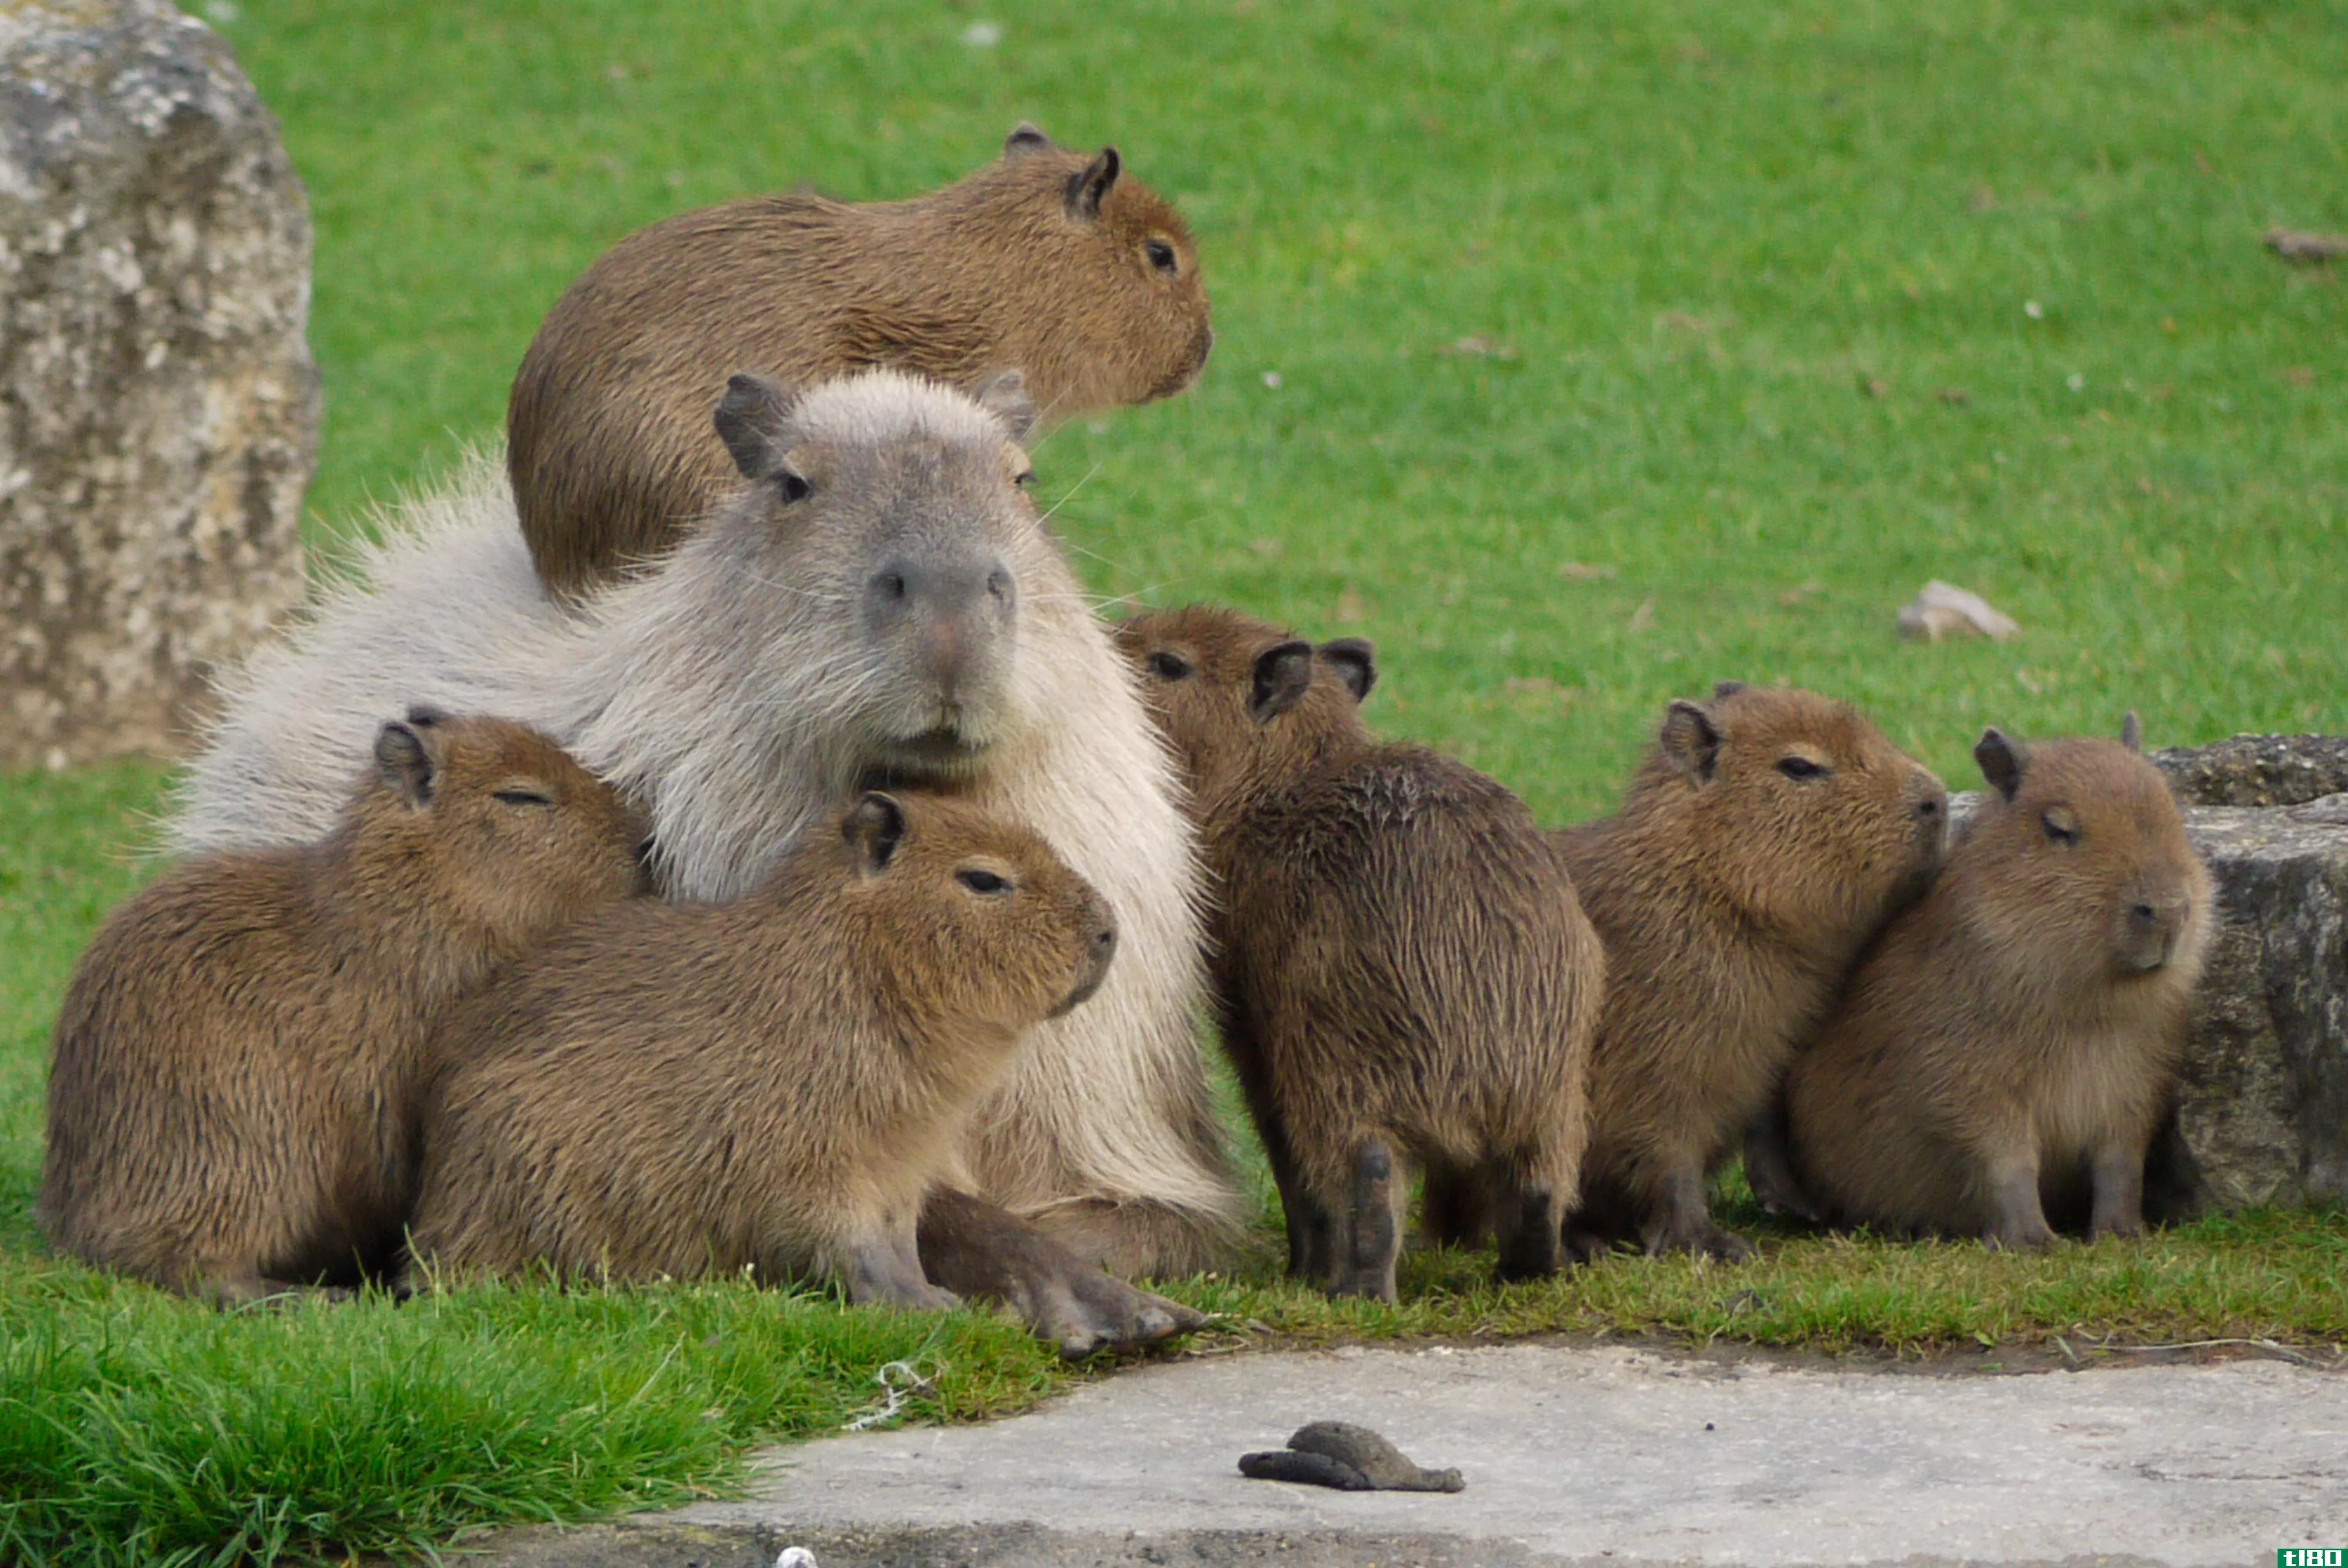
<box><xmin>1118</xmin><ymin>606</ymin><xmax>1603</xmax><ymax>1301</ymax></box>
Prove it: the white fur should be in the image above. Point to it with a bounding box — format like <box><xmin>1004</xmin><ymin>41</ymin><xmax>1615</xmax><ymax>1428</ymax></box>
<box><xmin>171</xmin><ymin>373</ymin><xmax>1244</xmax><ymax>1258</ymax></box>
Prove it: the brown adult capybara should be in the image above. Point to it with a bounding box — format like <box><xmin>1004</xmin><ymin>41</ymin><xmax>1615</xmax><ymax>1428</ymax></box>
<box><xmin>38</xmin><ymin>712</ymin><xmax>646</xmax><ymax>1302</ymax></box>
<box><xmin>406</xmin><ymin>792</ymin><xmax>1116</xmax><ymax>1318</ymax></box>
<box><xmin>1116</xmin><ymin>606</ymin><xmax>1604</xmax><ymax>1302</ymax></box>
<box><xmin>1785</xmin><ymin>718</ymin><xmax>2214</xmax><ymax>1248</ymax></box>
<box><xmin>508</xmin><ymin>124</ymin><xmax>1213</xmax><ymax>597</ymax></box>
<box><xmin>1534</xmin><ymin>683</ymin><xmax>1947</xmax><ymax>1262</ymax></box>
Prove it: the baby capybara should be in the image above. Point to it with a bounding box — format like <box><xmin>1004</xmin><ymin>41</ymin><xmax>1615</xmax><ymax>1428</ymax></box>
<box><xmin>404</xmin><ymin>790</ymin><xmax>1117</xmax><ymax>1309</ymax></box>
<box><xmin>1116</xmin><ymin>606</ymin><xmax>1604</xmax><ymax>1302</ymax></box>
<box><xmin>1540</xmin><ymin>683</ymin><xmax>1947</xmax><ymax>1261</ymax></box>
<box><xmin>1786</xmin><ymin>718</ymin><xmax>2214</xmax><ymax>1248</ymax></box>
<box><xmin>510</xmin><ymin>124</ymin><xmax>1213</xmax><ymax>597</ymax></box>
<box><xmin>38</xmin><ymin>712</ymin><xmax>647</xmax><ymax>1302</ymax></box>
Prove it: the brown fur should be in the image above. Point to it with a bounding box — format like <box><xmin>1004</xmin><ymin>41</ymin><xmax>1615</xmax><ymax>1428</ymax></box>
<box><xmin>509</xmin><ymin>124</ymin><xmax>1213</xmax><ymax>597</ymax></box>
<box><xmin>405</xmin><ymin>791</ymin><xmax>1117</xmax><ymax>1307</ymax></box>
<box><xmin>1544</xmin><ymin>683</ymin><xmax>1947</xmax><ymax>1261</ymax></box>
<box><xmin>38</xmin><ymin>714</ymin><xmax>646</xmax><ymax>1302</ymax></box>
<box><xmin>1786</xmin><ymin>721</ymin><xmax>2214</xmax><ymax>1248</ymax></box>
<box><xmin>1116</xmin><ymin>606</ymin><xmax>1604</xmax><ymax>1302</ymax></box>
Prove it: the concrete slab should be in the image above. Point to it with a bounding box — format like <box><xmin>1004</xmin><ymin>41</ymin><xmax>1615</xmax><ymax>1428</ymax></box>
<box><xmin>472</xmin><ymin>1344</ymin><xmax>2348</xmax><ymax>1567</ymax></box>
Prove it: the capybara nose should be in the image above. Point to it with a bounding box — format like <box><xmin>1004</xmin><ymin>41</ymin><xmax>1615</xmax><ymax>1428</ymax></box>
<box><xmin>2120</xmin><ymin>900</ymin><xmax>2175</xmax><ymax>972</ymax></box>
<box><xmin>1908</xmin><ymin>776</ymin><xmax>1951</xmax><ymax>856</ymax></box>
<box><xmin>1055</xmin><ymin>920</ymin><xmax>1119</xmax><ymax>1018</ymax></box>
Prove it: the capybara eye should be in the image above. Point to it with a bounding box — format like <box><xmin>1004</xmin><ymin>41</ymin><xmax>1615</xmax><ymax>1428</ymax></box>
<box><xmin>1144</xmin><ymin>239</ymin><xmax>1178</xmax><ymax>275</ymax></box>
<box><xmin>1014</xmin><ymin>469</ymin><xmax>1036</xmax><ymax>488</ymax></box>
<box><xmin>1776</xmin><ymin>756</ymin><xmax>1827</xmax><ymax>781</ymax></box>
<box><xmin>777</xmin><ymin>471</ymin><xmax>813</xmax><ymax>503</ymax></box>
<box><xmin>494</xmin><ymin>788</ymin><xmax>555</xmax><ymax>807</ymax></box>
<box><xmin>957</xmin><ymin>868</ymin><xmax>1012</xmax><ymax>896</ymax></box>
<box><xmin>1148</xmin><ymin>651</ymin><xmax>1193</xmax><ymax>681</ymax></box>
<box><xmin>2042</xmin><ymin>807</ymin><xmax>2082</xmax><ymax>846</ymax></box>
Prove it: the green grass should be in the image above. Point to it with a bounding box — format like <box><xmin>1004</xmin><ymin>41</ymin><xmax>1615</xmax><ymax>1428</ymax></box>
<box><xmin>4</xmin><ymin>0</ymin><xmax>2346</xmax><ymax>1559</ymax></box>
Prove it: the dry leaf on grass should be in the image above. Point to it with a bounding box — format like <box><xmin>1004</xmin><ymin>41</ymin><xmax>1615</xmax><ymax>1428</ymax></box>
<box><xmin>1896</xmin><ymin>580</ymin><xmax>2019</xmax><ymax>643</ymax></box>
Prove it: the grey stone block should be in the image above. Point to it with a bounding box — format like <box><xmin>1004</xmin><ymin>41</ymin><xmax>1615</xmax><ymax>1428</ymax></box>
<box><xmin>2153</xmin><ymin>734</ymin><xmax>2348</xmax><ymax>809</ymax></box>
<box><xmin>1</xmin><ymin>0</ymin><xmax>318</xmax><ymax>769</ymax></box>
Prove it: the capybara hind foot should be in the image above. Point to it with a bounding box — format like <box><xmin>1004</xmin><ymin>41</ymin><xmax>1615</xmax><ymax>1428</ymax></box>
<box><xmin>1564</xmin><ymin>1228</ymin><xmax>1618</xmax><ymax>1265</ymax></box>
<box><xmin>2087</xmin><ymin>1143</ymin><xmax>2148</xmax><ymax>1241</ymax></box>
<box><xmin>918</xmin><ymin>1188</ymin><xmax>1204</xmax><ymax>1358</ymax></box>
<box><xmin>1031</xmin><ymin>1264</ymin><xmax>1203</xmax><ymax>1360</ymax></box>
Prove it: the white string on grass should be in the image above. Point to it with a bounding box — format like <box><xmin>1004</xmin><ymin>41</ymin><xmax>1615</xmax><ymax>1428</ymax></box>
<box><xmin>842</xmin><ymin>1359</ymin><xmax>937</xmax><ymax>1431</ymax></box>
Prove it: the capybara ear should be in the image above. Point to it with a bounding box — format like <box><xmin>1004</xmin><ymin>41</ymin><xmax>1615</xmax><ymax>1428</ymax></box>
<box><xmin>1975</xmin><ymin>728</ymin><xmax>2028</xmax><ymax>802</ymax></box>
<box><xmin>713</xmin><ymin>372</ymin><xmax>799</xmax><ymax>482</ymax></box>
<box><xmin>844</xmin><ymin>792</ymin><xmax>909</xmax><ymax>874</ymax></box>
<box><xmin>1319</xmin><ymin>639</ymin><xmax>1377</xmax><ymax>704</ymax></box>
<box><xmin>403</xmin><ymin>704</ymin><xmax>447</xmax><ymax>729</ymax></box>
<box><xmin>975</xmin><ymin>369</ymin><xmax>1038</xmax><ymax>445</ymax></box>
<box><xmin>1250</xmin><ymin>640</ymin><xmax>1316</xmax><ymax>722</ymax></box>
<box><xmin>2120</xmin><ymin>711</ymin><xmax>2144</xmax><ymax>754</ymax></box>
<box><xmin>1004</xmin><ymin>122</ymin><xmax>1055</xmax><ymax>157</ymax></box>
<box><xmin>1658</xmin><ymin>699</ymin><xmax>1724</xmax><ymax>785</ymax></box>
<box><xmin>1066</xmin><ymin>147</ymin><xmax>1121</xmax><ymax>221</ymax></box>
<box><xmin>376</xmin><ymin>721</ymin><xmax>436</xmax><ymax>807</ymax></box>
<box><xmin>1712</xmin><ymin>680</ymin><xmax>1747</xmax><ymax>699</ymax></box>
